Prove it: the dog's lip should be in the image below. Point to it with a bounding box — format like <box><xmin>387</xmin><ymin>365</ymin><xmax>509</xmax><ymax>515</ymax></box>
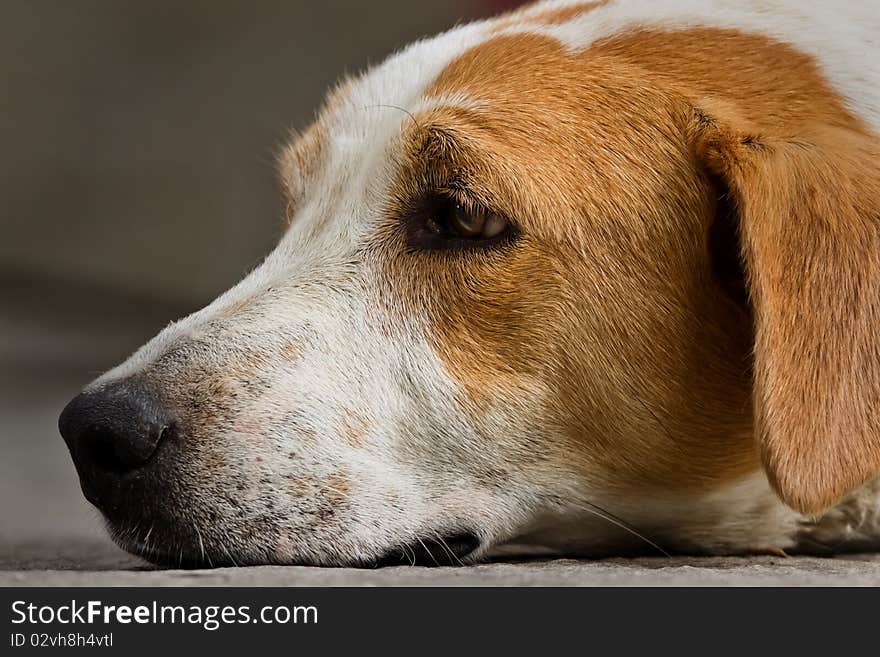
<box><xmin>372</xmin><ymin>531</ymin><xmax>482</xmax><ymax>567</ymax></box>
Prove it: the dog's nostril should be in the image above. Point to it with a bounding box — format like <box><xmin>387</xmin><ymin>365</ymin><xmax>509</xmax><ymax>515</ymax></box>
<box><xmin>79</xmin><ymin>425</ymin><xmax>168</xmax><ymax>475</ymax></box>
<box><xmin>375</xmin><ymin>532</ymin><xmax>482</xmax><ymax>567</ymax></box>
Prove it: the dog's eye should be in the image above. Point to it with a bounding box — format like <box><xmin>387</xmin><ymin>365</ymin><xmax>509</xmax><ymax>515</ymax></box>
<box><xmin>427</xmin><ymin>196</ymin><xmax>511</xmax><ymax>243</ymax></box>
<box><xmin>406</xmin><ymin>193</ymin><xmax>516</xmax><ymax>251</ymax></box>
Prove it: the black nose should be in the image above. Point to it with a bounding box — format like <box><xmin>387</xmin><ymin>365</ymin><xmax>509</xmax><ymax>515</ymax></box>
<box><xmin>59</xmin><ymin>380</ymin><xmax>172</xmax><ymax>509</ymax></box>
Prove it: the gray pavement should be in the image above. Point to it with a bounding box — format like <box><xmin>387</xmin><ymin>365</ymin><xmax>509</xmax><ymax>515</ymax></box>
<box><xmin>3</xmin><ymin>539</ymin><xmax>880</xmax><ymax>586</ymax></box>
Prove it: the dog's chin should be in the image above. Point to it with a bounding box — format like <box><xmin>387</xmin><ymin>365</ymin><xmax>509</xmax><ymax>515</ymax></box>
<box><xmin>104</xmin><ymin>520</ymin><xmax>243</xmax><ymax>569</ymax></box>
<box><xmin>104</xmin><ymin>517</ymin><xmax>485</xmax><ymax>569</ymax></box>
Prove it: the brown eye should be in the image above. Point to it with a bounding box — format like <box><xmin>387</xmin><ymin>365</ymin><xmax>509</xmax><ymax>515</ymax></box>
<box><xmin>445</xmin><ymin>201</ymin><xmax>510</xmax><ymax>240</ymax></box>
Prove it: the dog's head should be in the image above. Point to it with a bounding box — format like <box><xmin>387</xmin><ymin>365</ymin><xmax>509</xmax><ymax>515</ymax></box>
<box><xmin>59</xmin><ymin>5</ymin><xmax>880</xmax><ymax>566</ymax></box>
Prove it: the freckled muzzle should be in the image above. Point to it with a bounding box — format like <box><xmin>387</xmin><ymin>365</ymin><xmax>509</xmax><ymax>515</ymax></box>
<box><xmin>57</xmin><ymin>372</ymin><xmax>485</xmax><ymax>569</ymax></box>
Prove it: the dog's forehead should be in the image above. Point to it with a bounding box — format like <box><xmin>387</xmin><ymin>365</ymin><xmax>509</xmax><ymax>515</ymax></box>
<box><xmin>276</xmin><ymin>4</ymin><xmax>616</xmax><ymax>250</ymax></box>
<box><xmin>285</xmin><ymin>0</ymin><xmax>878</xmax><ymax>191</ymax></box>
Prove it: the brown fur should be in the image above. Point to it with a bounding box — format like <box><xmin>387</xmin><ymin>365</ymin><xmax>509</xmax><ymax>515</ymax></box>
<box><xmin>693</xmin><ymin>118</ymin><xmax>880</xmax><ymax>514</ymax></box>
<box><xmin>374</xmin><ymin>33</ymin><xmax>758</xmax><ymax>494</ymax></box>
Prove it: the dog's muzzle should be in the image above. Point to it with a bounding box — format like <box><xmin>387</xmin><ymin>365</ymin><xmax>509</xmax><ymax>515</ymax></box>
<box><xmin>58</xmin><ymin>380</ymin><xmax>484</xmax><ymax>568</ymax></box>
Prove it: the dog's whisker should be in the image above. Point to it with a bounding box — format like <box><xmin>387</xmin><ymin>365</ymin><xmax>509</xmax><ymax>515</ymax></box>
<box><xmin>414</xmin><ymin>535</ymin><xmax>442</xmax><ymax>567</ymax></box>
<box><xmin>194</xmin><ymin>522</ymin><xmax>210</xmax><ymax>567</ymax></box>
<box><xmin>573</xmin><ymin>499</ymin><xmax>670</xmax><ymax>558</ymax></box>
<box><xmin>433</xmin><ymin>532</ymin><xmax>466</xmax><ymax>567</ymax></box>
<box><xmin>364</xmin><ymin>103</ymin><xmax>422</xmax><ymax>132</ymax></box>
<box><xmin>220</xmin><ymin>542</ymin><xmax>241</xmax><ymax>568</ymax></box>
<box><xmin>403</xmin><ymin>542</ymin><xmax>416</xmax><ymax>567</ymax></box>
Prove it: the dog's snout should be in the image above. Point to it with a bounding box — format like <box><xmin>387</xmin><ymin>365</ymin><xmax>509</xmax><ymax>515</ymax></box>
<box><xmin>59</xmin><ymin>381</ymin><xmax>172</xmax><ymax>507</ymax></box>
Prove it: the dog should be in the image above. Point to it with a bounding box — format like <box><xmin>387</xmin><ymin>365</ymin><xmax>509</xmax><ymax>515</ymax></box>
<box><xmin>58</xmin><ymin>0</ymin><xmax>880</xmax><ymax>567</ymax></box>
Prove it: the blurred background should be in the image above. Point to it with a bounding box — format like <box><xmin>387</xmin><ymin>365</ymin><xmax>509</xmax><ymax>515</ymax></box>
<box><xmin>0</xmin><ymin>0</ymin><xmax>521</xmax><ymax>565</ymax></box>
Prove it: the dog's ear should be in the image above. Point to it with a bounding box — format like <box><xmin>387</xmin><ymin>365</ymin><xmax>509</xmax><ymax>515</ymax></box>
<box><xmin>690</xmin><ymin>108</ymin><xmax>880</xmax><ymax>515</ymax></box>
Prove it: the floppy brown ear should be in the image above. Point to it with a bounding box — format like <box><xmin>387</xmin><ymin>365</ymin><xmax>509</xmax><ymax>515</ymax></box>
<box><xmin>692</xmin><ymin>110</ymin><xmax>880</xmax><ymax>515</ymax></box>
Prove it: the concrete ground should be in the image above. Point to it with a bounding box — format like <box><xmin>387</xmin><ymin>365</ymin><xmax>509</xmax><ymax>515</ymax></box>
<box><xmin>3</xmin><ymin>539</ymin><xmax>880</xmax><ymax>586</ymax></box>
<box><xmin>2</xmin><ymin>273</ymin><xmax>879</xmax><ymax>587</ymax></box>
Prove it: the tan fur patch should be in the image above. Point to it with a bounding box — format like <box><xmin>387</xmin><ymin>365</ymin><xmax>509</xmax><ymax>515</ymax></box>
<box><xmin>694</xmin><ymin>118</ymin><xmax>880</xmax><ymax>514</ymax></box>
<box><xmin>278</xmin><ymin>121</ymin><xmax>327</xmax><ymax>223</ymax></box>
<box><xmin>590</xmin><ymin>28</ymin><xmax>861</xmax><ymax>134</ymax></box>
<box><xmin>341</xmin><ymin>412</ymin><xmax>371</xmax><ymax>449</ymax></box>
<box><xmin>280</xmin><ymin>337</ymin><xmax>304</xmax><ymax>362</ymax></box>
<box><xmin>322</xmin><ymin>471</ymin><xmax>351</xmax><ymax>507</ymax></box>
<box><xmin>287</xmin><ymin>476</ymin><xmax>309</xmax><ymax>498</ymax></box>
